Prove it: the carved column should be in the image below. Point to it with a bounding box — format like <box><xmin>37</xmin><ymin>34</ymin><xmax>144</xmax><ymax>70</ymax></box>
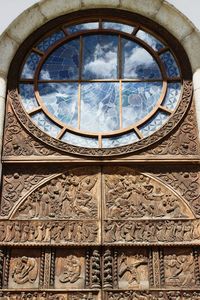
<box><xmin>103</xmin><ymin>249</ymin><xmax>113</xmax><ymax>289</ymax></box>
<box><xmin>193</xmin><ymin>248</ymin><xmax>200</xmax><ymax>285</ymax></box>
<box><xmin>43</xmin><ymin>248</ymin><xmax>52</xmax><ymax>289</ymax></box>
<box><xmin>91</xmin><ymin>249</ymin><xmax>101</xmax><ymax>289</ymax></box>
<box><xmin>4</xmin><ymin>248</ymin><xmax>10</xmax><ymax>288</ymax></box>
<box><xmin>0</xmin><ymin>248</ymin><xmax>4</xmax><ymax>289</ymax></box>
<box><xmin>152</xmin><ymin>248</ymin><xmax>161</xmax><ymax>287</ymax></box>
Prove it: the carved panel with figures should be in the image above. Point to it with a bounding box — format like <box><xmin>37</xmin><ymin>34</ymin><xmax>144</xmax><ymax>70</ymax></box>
<box><xmin>8</xmin><ymin>248</ymin><xmax>40</xmax><ymax>289</ymax></box>
<box><xmin>55</xmin><ymin>249</ymin><xmax>85</xmax><ymax>289</ymax></box>
<box><xmin>1</xmin><ymin>165</ymin><xmax>200</xmax><ymax>298</ymax></box>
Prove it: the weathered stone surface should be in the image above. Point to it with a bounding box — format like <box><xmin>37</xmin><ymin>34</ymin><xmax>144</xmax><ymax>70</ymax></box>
<box><xmin>82</xmin><ymin>0</ymin><xmax>120</xmax><ymax>8</ymax></box>
<box><xmin>193</xmin><ymin>69</ymin><xmax>200</xmax><ymax>91</ymax></box>
<box><xmin>0</xmin><ymin>76</ymin><xmax>7</xmax><ymax>99</ymax></box>
<box><xmin>155</xmin><ymin>2</ymin><xmax>194</xmax><ymax>41</ymax></box>
<box><xmin>121</xmin><ymin>0</ymin><xmax>162</xmax><ymax>18</ymax></box>
<box><xmin>39</xmin><ymin>0</ymin><xmax>81</xmax><ymax>21</ymax></box>
<box><xmin>182</xmin><ymin>31</ymin><xmax>200</xmax><ymax>72</ymax></box>
<box><xmin>0</xmin><ymin>96</ymin><xmax>5</xmax><ymax>146</ymax></box>
<box><xmin>7</xmin><ymin>5</ymin><xmax>45</xmax><ymax>44</ymax></box>
<box><xmin>0</xmin><ymin>34</ymin><xmax>19</xmax><ymax>75</ymax></box>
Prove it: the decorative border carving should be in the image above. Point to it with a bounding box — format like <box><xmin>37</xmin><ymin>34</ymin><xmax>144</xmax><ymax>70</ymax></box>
<box><xmin>7</xmin><ymin>80</ymin><xmax>192</xmax><ymax>157</ymax></box>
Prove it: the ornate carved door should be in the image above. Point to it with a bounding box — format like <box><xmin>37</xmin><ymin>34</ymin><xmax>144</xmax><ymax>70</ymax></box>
<box><xmin>1</xmin><ymin>8</ymin><xmax>200</xmax><ymax>300</ymax></box>
<box><xmin>1</xmin><ymin>164</ymin><xmax>200</xmax><ymax>299</ymax></box>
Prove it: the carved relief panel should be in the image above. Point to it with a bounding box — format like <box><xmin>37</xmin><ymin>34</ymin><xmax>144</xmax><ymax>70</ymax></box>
<box><xmin>118</xmin><ymin>249</ymin><xmax>149</xmax><ymax>289</ymax></box>
<box><xmin>1</xmin><ymin>165</ymin><xmax>200</xmax><ymax>298</ymax></box>
<box><xmin>55</xmin><ymin>249</ymin><xmax>85</xmax><ymax>289</ymax></box>
<box><xmin>8</xmin><ymin>248</ymin><xmax>40</xmax><ymax>289</ymax></box>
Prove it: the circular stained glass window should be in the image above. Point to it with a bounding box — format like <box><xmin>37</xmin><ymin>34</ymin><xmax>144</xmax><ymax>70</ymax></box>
<box><xmin>17</xmin><ymin>17</ymin><xmax>187</xmax><ymax>152</ymax></box>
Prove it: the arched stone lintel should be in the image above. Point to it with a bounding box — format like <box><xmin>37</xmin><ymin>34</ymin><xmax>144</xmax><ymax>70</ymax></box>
<box><xmin>0</xmin><ymin>0</ymin><xmax>200</xmax><ymax>155</ymax></box>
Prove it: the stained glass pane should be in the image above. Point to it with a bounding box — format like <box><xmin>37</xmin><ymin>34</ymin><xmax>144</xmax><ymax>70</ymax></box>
<box><xmin>103</xmin><ymin>22</ymin><xmax>134</xmax><ymax>34</ymax></box>
<box><xmin>39</xmin><ymin>39</ymin><xmax>80</xmax><ymax>80</ymax></box>
<box><xmin>136</xmin><ymin>30</ymin><xmax>164</xmax><ymax>51</ymax></box>
<box><xmin>80</xmin><ymin>82</ymin><xmax>120</xmax><ymax>132</ymax></box>
<box><xmin>61</xmin><ymin>131</ymin><xmax>98</xmax><ymax>148</ymax></box>
<box><xmin>102</xmin><ymin>132</ymin><xmax>139</xmax><ymax>148</ymax></box>
<box><xmin>67</xmin><ymin>22</ymin><xmax>99</xmax><ymax>34</ymax></box>
<box><xmin>21</xmin><ymin>52</ymin><xmax>40</xmax><ymax>79</ymax></box>
<box><xmin>19</xmin><ymin>84</ymin><xmax>38</xmax><ymax>112</ymax></box>
<box><xmin>122</xmin><ymin>38</ymin><xmax>161</xmax><ymax>79</ymax></box>
<box><xmin>38</xmin><ymin>83</ymin><xmax>78</xmax><ymax>127</ymax></box>
<box><xmin>36</xmin><ymin>31</ymin><xmax>65</xmax><ymax>52</ymax></box>
<box><xmin>31</xmin><ymin>112</ymin><xmax>61</xmax><ymax>138</ymax></box>
<box><xmin>83</xmin><ymin>35</ymin><xmax>118</xmax><ymax>79</ymax></box>
<box><xmin>160</xmin><ymin>51</ymin><xmax>180</xmax><ymax>78</ymax></box>
<box><xmin>122</xmin><ymin>82</ymin><xmax>162</xmax><ymax>128</ymax></box>
<box><xmin>162</xmin><ymin>82</ymin><xmax>181</xmax><ymax>110</ymax></box>
<box><xmin>140</xmin><ymin>111</ymin><xmax>168</xmax><ymax>137</ymax></box>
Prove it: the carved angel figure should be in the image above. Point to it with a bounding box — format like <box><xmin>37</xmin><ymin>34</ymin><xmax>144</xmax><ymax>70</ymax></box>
<box><xmin>12</xmin><ymin>256</ymin><xmax>38</xmax><ymax>284</ymax></box>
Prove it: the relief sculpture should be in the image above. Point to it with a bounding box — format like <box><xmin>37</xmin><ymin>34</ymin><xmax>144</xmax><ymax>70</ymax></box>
<box><xmin>104</xmin><ymin>168</ymin><xmax>193</xmax><ymax>220</ymax></box>
<box><xmin>118</xmin><ymin>252</ymin><xmax>149</xmax><ymax>289</ymax></box>
<box><xmin>0</xmin><ymin>221</ymin><xmax>99</xmax><ymax>245</ymax></box>
<box><xmin>59</xmin><ymin>255</ymin><xmax>81</xmax><ymax>284</ymax></box>
<box><xmin>103</xmin><ymin>219</ymin><xmax>200</xmax><ymax>244</ymax></box>
<box><xmin>13</xmin><ymin>170</ymin><xmax>99</xmax><ymax>220</ymax></box>
<box><xmin>12</xmin><ymin>256</ymin><xmax>38</xmax><ymax>284</ymax></box>
<box><xmin>164</xmin><ymin>252</ymin><xmax>195</xmax><ymax>287</ymax></box>
<box><xmin>55</xmin><ymin>251</ymin><xmax>85</xmax><ymax>289</ymax></box>
<box><xmin>0</xmin><ymin>291</ymin><xmax>98</xmax><ymax>300</ymax></box>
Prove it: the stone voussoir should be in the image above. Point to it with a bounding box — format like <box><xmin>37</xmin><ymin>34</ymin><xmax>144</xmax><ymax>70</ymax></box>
<box><xmin>0</xmin><ymin>33</ymin><xmax>19</xmax><ymax>75</ymax></box>
<box><xmin>182</xmin><ymin>30</ymin><xmax>200</xmax><ymax>72</ymax></box>
<box><xmin>7</xmin><ymin>5</ymin><xmax>45</xmax><ymax>44</ymax></box>
<box><xmin>121</xmin><ymin>0</ymin><xmax>163</xmax><ymax>18</ymax></box>
<box><xmin>39</xmin><ymin>0</ymin><xmax>81</xmax><ymax>21</ymax></box>
<box><xmin>81</xmin><ymin>0</ymin><xmax>120</xmax><ymax>8</ymax></box>
<box><xmin>155</xmin><ymin>1</ymin><xmax>194</xmax><ymax>41</ymax></box>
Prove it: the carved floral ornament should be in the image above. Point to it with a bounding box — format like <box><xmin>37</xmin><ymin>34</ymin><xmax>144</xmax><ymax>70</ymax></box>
<box><xmin>6</xmin><ymin>9</ymin><xmax>193</xmax><ymax>157</ymax></box>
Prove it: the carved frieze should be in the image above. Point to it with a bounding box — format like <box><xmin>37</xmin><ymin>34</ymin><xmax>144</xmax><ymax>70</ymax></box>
<box><xmin>6</xmin><ymin>81</ymin><xmax>195</xmax><ymax>158</ymax></box>
<box><xmin>103</xmin><ymin>219</ymin><xmax>200</xmax><ymax>245</ymax></box>
<box><xmin>106</xmin><ymin>291</ymin><xmax>200</xmax><ymax>300</ymax></box>
<box><xmin>0</xmin><ymin>166</ymin><xmax>101</xmax><ymax>220</ymax></box>
<box><xmin>13</xmin><ymin>171</ymin><xmax>99</xmax><ymax>220</ymax></box>
<box><xmin>0</xmin><ymin>220</ymin><xmax>99</xmax><ymax>245</ymax></box>
<box><xmin>145</xmin><ymin>104</ymin><xmax>200</xmax><ymax>156</ymax></box>
<box><xmin>3</xmin><ymin>105</ymin><xmax>60</xmax><ymax>158</ymax></box>
<box><xmin>103</xmin><ymin>168</ymin><xmax>193</xmax><ymax>220</ymax></box>
<box><xmin>0</xmin><ymin>291</ymin><xmax>99</xmax><ymax>299</ymax></box>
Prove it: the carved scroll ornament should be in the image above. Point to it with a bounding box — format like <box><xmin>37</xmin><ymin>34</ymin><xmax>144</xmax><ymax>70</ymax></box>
<box><xmin>6</xmin><ymin>80</ymin><xmax>193</xmax><ymax>157</ymax></box>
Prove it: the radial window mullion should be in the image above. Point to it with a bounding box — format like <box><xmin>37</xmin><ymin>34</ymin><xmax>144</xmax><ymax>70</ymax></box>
<box><xmin>78</xmin><ymin>83</ymin><xmax>81</xmax><ymax>129</ymax></box>
<box><xmin>118</xmin><ymin>35</ymin><xmax>122</xmax><ymax>129</ymax></box>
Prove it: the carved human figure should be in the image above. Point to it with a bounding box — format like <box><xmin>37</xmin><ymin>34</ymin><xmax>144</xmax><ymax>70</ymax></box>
<box><xmin>165</xmin><ymin>254</ymin><xmax>194</xmax><ymax>286</ymax></box>
<box><xmin>12</xmin><ymin>256</ymin><xmax>38</xmax><ymax>284</ymax></box>
<box><xmin>119</xmin><ymin>253</ymin><xmax>148</xmax><ymax>288</ymax></box>
<box><xmin>59</xmin><ymin>255</ymin><xmax>81</xmax><ymax>284</ymax></box>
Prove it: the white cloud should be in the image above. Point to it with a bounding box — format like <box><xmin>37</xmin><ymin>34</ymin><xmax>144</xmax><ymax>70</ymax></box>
<box><xmin>84</xmin><ymin>43</ymin><xmax>117</xmax><ymax>78</ymax></box>
<box><xmin>124</xmin><ymin>45</ymin><xmax>154</xmax><ymax>77</ymax></box>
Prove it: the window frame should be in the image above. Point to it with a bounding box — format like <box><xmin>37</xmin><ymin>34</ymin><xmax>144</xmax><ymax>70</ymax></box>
<box><xmin>7</xmin><ymin>9</ymin><xmax>193</xmax><ymax>157</ymax></box>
